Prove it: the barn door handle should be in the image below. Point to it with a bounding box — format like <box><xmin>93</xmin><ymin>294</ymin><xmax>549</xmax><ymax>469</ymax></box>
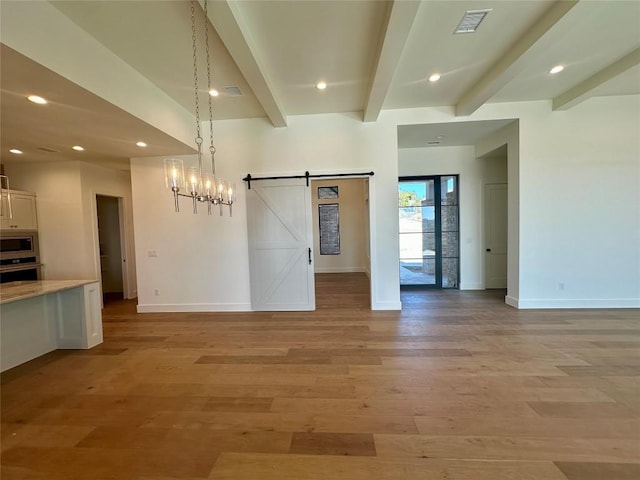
<box><xmin>308</xmin><ymin>248</ymin><xmax>312</xmax><ymax>265</ymax></box>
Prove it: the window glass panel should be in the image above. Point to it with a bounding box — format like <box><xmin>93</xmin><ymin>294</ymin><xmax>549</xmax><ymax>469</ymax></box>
<box><xmin>399</xmin><ymin>207</ymin><xmax>435</xmax><ymax>233</ymax></box>
<box><xmin>399</xmin><ymin>233</ymin><xmax>435</xmax><ymax>260</ymax></box>
<box><xmin>319</xmin><ymin>203</ymin><xmax>340</xmax><ymax>255</ymax></box>
<box><xmin>441</xmin><ymin>206</ymin><xmax>458</xmax><ymax>233</ymax></box>
<box><xmin>441</xmin><ymin>231</ymin><xmax>459</xmax><ymax>258</ymax></box>
<box><xmin>442</xmin><ymin>258</ymin><xmax>459</xmax><ymax>288</ymax></box>
<box><xmin>400</xmin><ymin>257</ymin><xmax>436</xmax><ymax>285</ymax></box>
<box><xmin>441</xmin><ymin>176</ymin><xmax>458</xmax><ymax>205</ymax></box>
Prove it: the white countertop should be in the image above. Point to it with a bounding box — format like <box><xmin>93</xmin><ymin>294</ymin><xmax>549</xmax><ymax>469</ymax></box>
<box><xmin>0</xmin><ymin>280</ymin><xmax>98</xmax><ymax>305</ymax></box>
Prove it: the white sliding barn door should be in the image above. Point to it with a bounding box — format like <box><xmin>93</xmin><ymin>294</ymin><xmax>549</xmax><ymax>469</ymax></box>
<box><xmin>246</xmin><ymin>179</ymin><xmax>316</xmax><ymax>311</ymax></box>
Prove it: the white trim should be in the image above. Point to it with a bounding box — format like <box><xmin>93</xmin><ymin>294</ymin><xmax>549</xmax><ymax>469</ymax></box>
<box><xmin>459</xmin><ymin>282</ymin><xmax>484</xmax><ymax>290</ymax></box>
<box><xmin>505</xmin><ymin>295</ymin><xmax>519</xmax><ymax>308</ymax></box>
<box><xmin>514</xmin><ymin>298</ymin><xmax>640</xmax><ymax>309</ymax></box>
<box><xmin>137</xmin><ymin>303</ymin><xmax>252</xmax><ymax>313</ymax></box>
<box><xmin>314</xmin><ymin>267</ymin><xmax>367</xmax><ymax>274</ymax></box>
<box><xmin>505</xmin><ymin>295</ymin><xmax>639</xmax><ymax>309</ymax></box>
<box><xmin>372</xmin><ymin>300</ymin><xmax>402</xmax><ymax>311</ymax></box>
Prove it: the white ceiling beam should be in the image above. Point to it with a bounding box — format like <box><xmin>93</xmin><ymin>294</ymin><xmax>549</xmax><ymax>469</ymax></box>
<box><xmin>553</xmin><ymin>48</ymin><xmax>640</xmax><ymax>111</ymax></box>
<box><xmin>205</xmin><ymin>0</ymin><xmax>287</xmax><ymax>127</ymax></box>
<box><xmin>455</xmin><ymin>0</ymin><xmax>579</xmax><ymax>117</ymax></box>
<box><xmin>363</xmin><ymin>0</ymin><xmax>421</xmax><ymax>123</ymax></box>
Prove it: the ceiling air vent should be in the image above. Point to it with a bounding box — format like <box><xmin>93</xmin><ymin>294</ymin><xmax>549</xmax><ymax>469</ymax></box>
<box><xmin>223</xmin><ymin>85</ymin><xmax>243</xmax><ymax>97</ymax></box>
<box><xmin>427</xmin><ymin>141</ymin><xmax>441</xmax><ymax>145</ymax></box>
<box><xmin>37</xmin><ymin>147</ymin><xmax>58</xmax><ymax>153</ymax></box>
<box><xmin>454</xmin><ymin>9</ymin><xmax>492</xmax><ymax>34</ymax></box>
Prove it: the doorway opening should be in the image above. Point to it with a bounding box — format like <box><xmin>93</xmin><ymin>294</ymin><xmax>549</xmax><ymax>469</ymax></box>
<box><xmin>96</xmin><ymin>194</ymin><xmax>125</xmax><ymax>305</ymax></box>
<box><xmin>311</xmin><ymin>178</ymin><xmax>371</xmax><ymax>309</ymax></box>
<box><xmin>399</xmin><ymin>175</ymin><xmax>459</xmax><ymax>289</ymax></box>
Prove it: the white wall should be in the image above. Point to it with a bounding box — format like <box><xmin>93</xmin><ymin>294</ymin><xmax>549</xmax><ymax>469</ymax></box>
<box><xmin>311</xmin><ymin>178</ymin><xmax>367</xmax><ymax>273</ymax></box>
<box><xmin>132</xmin><ymin>113</ymin><xmax>400</xmax><ymax>311</ymax></box>
<box><xmin>131</xmin><ymin>96</ymin><xmax>639</xmax><ymax>311</ymax></box>
<box><xmin>4</xmin><ymin>162</ymin><xmax>85</xmax><ymax>280</ymax></box>
<box><xmin>515</xmin><ymin>97</ymin><xmax>639</xmax><ymax>307</ymax></box>
<box><xmin>4</xmin><ymin>161</ymin><xmax>137</xmax><ymax>299</ymax></box>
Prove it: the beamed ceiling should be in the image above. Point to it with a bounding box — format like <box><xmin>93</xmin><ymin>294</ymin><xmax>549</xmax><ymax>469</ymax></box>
<box><xmin>1</xmin><ymin>0</ymin><xmax>638</xmax><ymax>169</ymax></box>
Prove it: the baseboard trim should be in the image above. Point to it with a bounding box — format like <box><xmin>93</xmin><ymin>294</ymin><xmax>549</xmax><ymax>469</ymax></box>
<box><xmin>314</xmin><ymin>267</ymin><xmax>367</xmax><ymax>274</ymax></box>
<box><xmin>459</xmin><ymin>283</ymin><xmax>484</xmax><ymax>290</ymax></box>
<box><xmin>372</xmin><ymin>301</ymin><xmax>402</xmax><ymax>311</ymax></box>
<box><xmin>137</xmin><ymin>303</ymin><xmax>252</xmax><ymax>313</ymax></box>
<box><xmin>505</xmin><ymin>295</ymin><xmax>519</xmax><ymax>308</ymax></box>
<box><xmin>504</xmin><ymin>296</ymin><xmax>640</xmax><ymax>309</ymax></box>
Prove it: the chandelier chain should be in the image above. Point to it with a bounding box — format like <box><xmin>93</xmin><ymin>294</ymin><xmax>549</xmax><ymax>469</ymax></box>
<box><xmin>203</xmin><ymin>0</ymin><xmax>217</xmax><ymax>173</ymax></box>
<box><xmin>190</xmin><ymin>0</ymin><xmax>202</xmax><ymax>144</ymax></box>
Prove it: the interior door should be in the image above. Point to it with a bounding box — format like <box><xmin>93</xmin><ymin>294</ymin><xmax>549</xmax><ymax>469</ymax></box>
<box><xmin>247</xmin><ymin>179</ymin><xmax>315</xmax><ymax>311</ymax></box>
<box><xmin>484</xmin><ymin>183</ymin><xmax>508</xmax><ymax>288</ymax></box>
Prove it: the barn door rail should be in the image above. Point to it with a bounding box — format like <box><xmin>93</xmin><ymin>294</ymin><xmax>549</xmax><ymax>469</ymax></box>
<box><xmin>242</xmin><ymin>171</ymin><xmax>374</xmax><ymax>189</ymax></box>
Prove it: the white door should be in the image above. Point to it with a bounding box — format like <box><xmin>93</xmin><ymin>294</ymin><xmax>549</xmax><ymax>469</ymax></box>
<box><xmin>484</xmin><ymin>183</ymin><xmax>508</xmax><ymax>289</ymax></box>
<box><xmin>247</xmin><ymin>179</ymin><xmax>315</xmax><ymax>311</ymax></box>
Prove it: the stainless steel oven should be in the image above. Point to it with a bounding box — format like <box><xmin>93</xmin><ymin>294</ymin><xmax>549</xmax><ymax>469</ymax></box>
<box><xmin>0</xmin><ymin>230</ymin><xmax>41</xmax><ymax>283</ymax></box>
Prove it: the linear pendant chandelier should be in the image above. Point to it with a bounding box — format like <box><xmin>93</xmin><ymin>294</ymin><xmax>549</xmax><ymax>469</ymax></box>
<box><xmin>164</xmin><ymin>0</ymin><xmax>235</xmax><ymax>216</ymax></box>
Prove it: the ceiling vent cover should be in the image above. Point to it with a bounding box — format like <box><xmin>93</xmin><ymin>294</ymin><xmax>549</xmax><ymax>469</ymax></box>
<box><xmin>454</xmin><ymin>9</ymin><xmax>492</xmax><ymax>34</ymax></box>
<box><xmin>37</xmin><ymin>147</ymin><xmax>58</xmax><ymax>153</ymax></box>
<box><xmin>223</xmin><ymin>85</ymin><xmax>243</xmax><ymax>97</ymax></box>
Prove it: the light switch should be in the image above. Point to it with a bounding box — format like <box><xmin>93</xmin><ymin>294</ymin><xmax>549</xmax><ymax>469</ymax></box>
<box><xmin>148</xmin><ymin>250</ymin><xmax>158</xmax><ymax>257</ymax></box>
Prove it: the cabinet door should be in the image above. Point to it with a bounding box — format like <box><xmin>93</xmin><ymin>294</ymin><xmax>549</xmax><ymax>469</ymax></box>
<box><xmin>0</xmin><ymin>192</ymin><xmax>37</xmax><ymax>230</ymax></box>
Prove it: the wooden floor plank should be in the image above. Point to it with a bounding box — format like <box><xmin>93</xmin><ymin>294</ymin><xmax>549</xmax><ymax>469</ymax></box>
<box><xmin>208</xmin><ymin>453</ymin><xmax>569</xmax><ymax>480</ymax></box>
<box><xmin>1</xmin><ymin>273</ymin><xmax>639</xmax><ymax>479</ymax></box>
<box><xmin>554</xmin><ymin>462</ymin><xmax>640</xmax><ymax>480</ymax></box>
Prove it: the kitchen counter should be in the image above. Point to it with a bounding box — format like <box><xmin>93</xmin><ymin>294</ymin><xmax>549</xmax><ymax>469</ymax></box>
<box><xmin>0</xmin><ymin>279</ymin><xmax>97</xmax><ymax>304</ymax></box>
<box><xmin>0</xmin><ymin>280</ymin><xmax>103</xmax><ymax>372</ymax></box>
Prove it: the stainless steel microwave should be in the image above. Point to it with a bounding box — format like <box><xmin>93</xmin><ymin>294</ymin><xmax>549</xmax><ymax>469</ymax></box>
<box><xmin>0</xmin><ymin>230</ymin><xmax>39</xmax><ymax>261</ymax></box>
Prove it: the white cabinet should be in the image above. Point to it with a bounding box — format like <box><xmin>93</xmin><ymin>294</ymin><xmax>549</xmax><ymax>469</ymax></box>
<box><xmin>1</xmin><ymin>190</ymin><xmax>37</xmax><ymax>230</ymax></box>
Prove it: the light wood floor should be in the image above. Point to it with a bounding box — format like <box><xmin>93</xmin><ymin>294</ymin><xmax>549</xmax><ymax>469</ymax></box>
<box><xmin>2</xmin><ymin>273</ymin><xmax>639</xmax><ymax>479</ymax></box>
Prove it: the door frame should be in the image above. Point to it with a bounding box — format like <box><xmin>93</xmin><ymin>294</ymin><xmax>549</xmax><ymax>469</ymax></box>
<box><xmin>246</xmin><ymin>172</ymin><xmax>376</xmax><ymax>310</ymax></box>
<box><xmin>91</xmin><ymin>191</ymin><xmax>131</xmax><ymax>303</ymax></box>
<box><xmin>398</xmin><ymin>175</ymin><xmax>460</xmax><ymax>289</ymax></box>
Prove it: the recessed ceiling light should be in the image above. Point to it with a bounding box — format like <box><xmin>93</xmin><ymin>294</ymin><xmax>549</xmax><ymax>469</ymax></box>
<box><xmin>136</xmin><ymin>141</ymin><xmax>147</xmax><ymax>148</ymax></box>
<box><xmin>9</xmin><ymin>149</ymin><xmax>23</xmax><ymax>154</ymax></box>
<box><xmin>316</xmin><ymin>81</ymin><xmax>327</xmax><ymax>90</ymax></box>
<box><xmin>27</xmin><ymin>95</ymin><xmax>47</xmax><ymax>104</ymax></box>
<box><xmin>549</xmin><ymin>65</ymin><xmax>564</xmax><ymax>74</ymax></box>
<box><xmin>436</xmin><ymin>135</ymin><xmax>444</xmax><ymax>139</ymax></box>
<box><xmin>429</xmin><ymin>73</ymin><xmax>441</xmax><ymax>83</ymax></box>
<box><xmin>72</xmin><ymin>145</ymin><xmax>85</xmax><ymax>151</ymax></box>
<box><xmin>209</xmin><ymin>89</ymin><xmax>219</xmax><ymax>97</ymax></box>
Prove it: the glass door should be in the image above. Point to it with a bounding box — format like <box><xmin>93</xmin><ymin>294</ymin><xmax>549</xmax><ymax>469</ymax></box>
<box><xmin>399</xmin><ymin>179</ymin><xmax>436</xmax><ymax>287</ymax></box>
<box><xmin>398</xmin><ymin>176</ymin><xmax>459</xmax><ymax>288</ymax></box>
